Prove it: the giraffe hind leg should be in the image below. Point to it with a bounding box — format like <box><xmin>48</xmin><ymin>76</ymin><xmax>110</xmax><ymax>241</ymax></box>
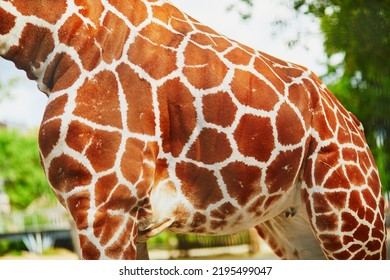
<box><xmin>255</xmin><ymin>207</ymin><xmax>326</xmax><ymax>260</ymax></box>
<box><xmin>301</xmin><ymin>154</ymin><xmax>387</xmax><ymax>259</ymax></box>
<box><xmin>301</xmin><ymin>185</ymin><xmax>387</xmax><ymax>259</ymax></box>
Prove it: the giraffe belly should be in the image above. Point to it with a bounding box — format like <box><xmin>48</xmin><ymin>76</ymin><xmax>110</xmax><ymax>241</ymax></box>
<box><xmin>147</xmin><ymin>178</ymin><xmax>302</xmax><ymax>237</ymax></box>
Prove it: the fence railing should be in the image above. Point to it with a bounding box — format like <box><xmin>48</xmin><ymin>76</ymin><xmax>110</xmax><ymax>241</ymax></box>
<box><xmin>0</xmin><ymin>208</ymin><xmax>70</xmax><ymax>234</ymax></box>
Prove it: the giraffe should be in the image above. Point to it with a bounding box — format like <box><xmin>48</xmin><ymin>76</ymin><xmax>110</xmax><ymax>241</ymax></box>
<box><xmin>0</xmin><ymin>0</ymin><xmax>386</xmax><ymax>260</ymax></box>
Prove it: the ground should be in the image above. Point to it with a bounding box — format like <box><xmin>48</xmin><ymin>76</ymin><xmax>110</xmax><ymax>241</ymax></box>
<box><xmin>1</xmin><ymin>232</ymin><xmax>389</xmax><ymax>260</ymax></box>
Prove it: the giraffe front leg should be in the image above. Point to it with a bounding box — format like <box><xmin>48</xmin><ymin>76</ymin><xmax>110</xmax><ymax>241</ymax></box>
<box><xmin>42</xmin><ymin>154</ymin><xmax>142</xmax><ymax>259</ymax></box>
<box><xmin>78</xmin><ymin>207</ymin><xmax>140</xmax><ymax>260</ymax></box>
<box><xmin>62</xmin><ymin>168</ymin><xmax>146</xmax><ymax>259</ymax></box>
<box><xmin>136</xmin><ymin>242</ymin><xmax>149</xmax><ymax>260</ymax></box>
<box><xmin>39</xmin><ymin>118</ymin><xmax>151</xmax><ymax>259</ymax></box>
<box><xmin>40</xmin><ymin>142</ymin><xmax>152</xmax><ymax>259</ymax></box>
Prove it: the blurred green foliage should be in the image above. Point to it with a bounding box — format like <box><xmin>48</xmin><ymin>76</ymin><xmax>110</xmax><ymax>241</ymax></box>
<box><xmin>0</xmin><ymin>129</ymin><xmax>55</xmax><ymax>210</ymax></box>
<box><xmin>227</xmin><ymin>0</ymin><xmax>254</xmax><ymax>19</ymax></box>
<box><xmin>0</xmin><ymin>240</ymin><xmax>26</xmax><ymax>256</ymax></box>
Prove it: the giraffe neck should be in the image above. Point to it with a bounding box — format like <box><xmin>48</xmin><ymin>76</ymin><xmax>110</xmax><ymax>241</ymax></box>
<box><xmin>0</xmin><ymin>0</ymin><xmax>149</xmax><ymax>94</ymax></box>
<box><xmin>1</xmin><ymin>2</ymin><xmax>61</xmax><ymax>92</ymax></box>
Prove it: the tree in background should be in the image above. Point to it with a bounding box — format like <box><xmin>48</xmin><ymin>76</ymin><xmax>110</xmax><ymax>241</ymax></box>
<box><xmin>236</xmin><ymin>0</ymin><xmax>389</xmax><ymax>193</ymax></box>
<box><xmin>0</xmin><ymin>129</ymin><xmax>55</xmax><ymax>210</ymax></box>
<box><xmin>227</xmin><ymin>0</ymin><xmax>254</xmax><ymax>20</ymax></box>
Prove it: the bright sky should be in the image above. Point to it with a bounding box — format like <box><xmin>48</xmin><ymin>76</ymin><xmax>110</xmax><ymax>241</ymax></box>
<box><xmin>0</xmin><ymin>0</ymin><xmax>326</xmax><ymax>128</ymax></box>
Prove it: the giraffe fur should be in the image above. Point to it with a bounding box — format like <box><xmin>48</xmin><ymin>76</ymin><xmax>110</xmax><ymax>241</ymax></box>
<box><xmin>0</xmin><ymin>0</ymin><xmax>386</xmax><ymax>260</ymax></box>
